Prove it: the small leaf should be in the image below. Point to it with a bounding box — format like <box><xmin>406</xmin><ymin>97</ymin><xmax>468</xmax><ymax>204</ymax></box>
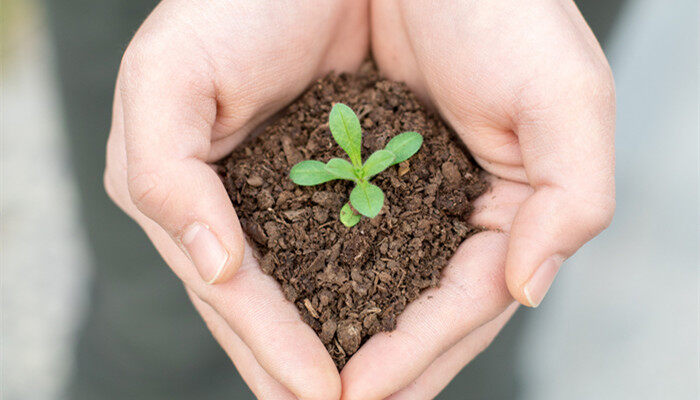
<box><xmin>385</xmin><ymin>131</ymin><xmax>423</xmax><ymax>165</ymax></box>
<box><xmin>350</xmin><ymin>181</ymin><xmax>384</xmax><ymax>218</ymax></box>
<box><xmin>325</xmin><ymin>158</ymin><xmax>358</xmax><ymax>181</ymax></box>
<box><xmin>289</xmin><ymin>160</ymin><xmax>336</xmax><ymax>186</ymax></box>
<box><xmin>362</xmin><ymin>149</ymin><xmax>395</xmax><ymax>179</ymax></box>
<box><xmin>329</xmin><ymin>103</ymin><xmax>362</xmax><ymax>168</ymax></box>
<box><xmin>339</xmin><ymin>202</ymin><xmax>361</xmax><ymax>227</ymax></box>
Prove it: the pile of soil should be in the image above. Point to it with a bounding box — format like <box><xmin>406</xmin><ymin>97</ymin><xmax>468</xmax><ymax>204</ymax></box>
<box><xmin>221</xmin><ymin>62</ymin><xmax>487</xmax><ymax>369</ymax></box>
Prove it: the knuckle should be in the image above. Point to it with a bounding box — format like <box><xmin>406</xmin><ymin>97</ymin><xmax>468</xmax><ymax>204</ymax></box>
<box><xmin>549</xmin><ymin>185</ymin><xmax>616</xmax><ymax>243</ymax></box>
<box><xmin>590</xmin><ymin>196</ymin><xmax>616</xmax><ymax>231</ymax></box>
<box><xmin>518</xmin><ymin>62</ymin><xmax>616</xmax><ymax>140</ymax></box>
<box><xmin>103</xmin><ymin>167</ymin><xmax>118</xmax><ymax>202</ymax></box>
<box><xmin>576</xmin><ymin>193</ymin><xmax>616</xmax><ymax>236</ymax></box>
<box><xmin>568</xmin><ymin>61</ymin><xmax>616</xmax><ymax>112</ymax></box>
<box><xmin>119</xmin><ymin>42</ymin><xmax>148</xmax><ymax>92</ymax></box>
<box><xmin>521</xmin><ymin>61</ymin><xmax>616</xmax><ymax>121</ymax></box>
<box><xmin>118</xmin><ymin>27</ymin><xmax>171</xmax><ymax>92</ymax></box>
<box><xmin>104</xmin><ymin>141</ymin><xmax>122</xmax><ymax>203</ymax></box>
<box><xmin>118</xmin><ymin>24</ymin><xmax>214</xmax><ymax>97</ymax></box>
<box><xmin>127</xmin><ymin>170</ymin><xmax>172</xmax><ymax>220</ymax></box>
<box><xmin>103</xmin><ymin>162</ymin><xmax>131</xmax><ymax>212</ymax></box>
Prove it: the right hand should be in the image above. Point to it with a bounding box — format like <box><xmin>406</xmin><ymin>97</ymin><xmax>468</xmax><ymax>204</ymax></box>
<box><xmin>103</xmin><ymin>1</ymin><xmax>369</xmax><ymax>398</ymax></box>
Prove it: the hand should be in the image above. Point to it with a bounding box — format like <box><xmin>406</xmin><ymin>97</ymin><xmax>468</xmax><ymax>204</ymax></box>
<box><xmin>339</xmin><ymin>0</ymin><xmax>615</xmax><ymax>398</ymax></box>
<box><xmin>103</xmin><ymin>1</ymin><xmax>369</xmax><ymax>398</ymax></box>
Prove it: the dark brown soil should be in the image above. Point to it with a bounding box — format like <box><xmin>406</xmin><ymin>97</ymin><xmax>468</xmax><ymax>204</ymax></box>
<box><xmin>221</xmin><ymin>62</ymin><xmax>487</xmax><ymax>369</ymax></box>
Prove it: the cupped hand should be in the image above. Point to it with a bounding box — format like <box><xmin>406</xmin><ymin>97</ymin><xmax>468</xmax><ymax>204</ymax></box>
<box><xmin>105</xmin><ymin>0</ymin><xmax>615</xmax><ymax>398</ymax></box>
<box><xmin>103</xmin><ymin>1</ymin><xmax>369</xmax><ymax>399</ymax></box>
<box><xmin>339</xmin><ymin>0</ymin><xmax>615</xmax><ymax>398</ymax></box>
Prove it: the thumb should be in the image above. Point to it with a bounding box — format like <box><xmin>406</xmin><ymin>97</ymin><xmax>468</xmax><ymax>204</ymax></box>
<box><xmin>506</xmin><ymin>72</ymin><xmax>616</xmax><ymax>307</ymax></box>
<box><xmin>119</xmin><ymin>40</ymin><xmax>244</xmax><ymax>285</ymax></box>
<box><xmin>507</xmin><ymin>185</ymin><xmax>615</xmax><ymax>307</ymax></box>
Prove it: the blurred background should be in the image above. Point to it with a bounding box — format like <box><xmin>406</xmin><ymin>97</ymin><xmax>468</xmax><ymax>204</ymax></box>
<box><xmin>1</xmin><ymin>0</ymin><xmax>697</xmax><ymax>399</ymax></box>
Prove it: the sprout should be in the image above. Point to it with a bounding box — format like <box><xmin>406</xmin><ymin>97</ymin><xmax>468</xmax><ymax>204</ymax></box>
<box><xmin>290</xmin><ymin>103</ymin><xmax>423</xmax><ymax>227</ymax></box>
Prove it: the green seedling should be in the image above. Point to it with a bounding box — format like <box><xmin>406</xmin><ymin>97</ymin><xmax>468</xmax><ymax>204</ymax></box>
<box><xmin>289</xmin><ymin>103</ymin><xmax>423</xmax><ymax>227</ymax></box>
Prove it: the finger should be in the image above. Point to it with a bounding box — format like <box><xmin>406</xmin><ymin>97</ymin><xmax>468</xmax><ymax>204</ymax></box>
<box><xmin>386</xmin><ymin>302</ymin><xmax>519</xmax><ymax>400</ymax></box>
<box><xmin>118</xmin><ymin>33</ymin><xmax>244</xmax><ymax>286</ymax></box>
<box><xmin>506</xmin><ymin>66</ymin><xmax>616</xmax><ymax>307</ymax></box>
<box><xmin>340</xmin><ymin>231</ymin><xmax>513</xmax><ymax>400</ymax></box>
<box><xmin>186</xmin><ymin>288</ymin><xmax>298</xmax><ymax>400</ymax></box>
<box><xmin>106</xmin><ymin>140</ymin><xmax>340</xmax><ymax>400</ymax></box>
<box><xmin>469</xmin><ymin>175</ymin><xmax>533</xmax><ymax>232</ymax></box>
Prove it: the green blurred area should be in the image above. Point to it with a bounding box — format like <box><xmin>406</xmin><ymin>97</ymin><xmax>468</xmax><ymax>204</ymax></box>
<box><xmin>1</xmin><ymin>0</ymin><xmax>36</xmax><ymax>63</ymax></box>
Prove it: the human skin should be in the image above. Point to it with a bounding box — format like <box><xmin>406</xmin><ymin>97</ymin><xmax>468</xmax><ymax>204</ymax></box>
<box><xmin>103</xmin><ymin>0</ymin><xmax>615</xmax><ymax>399</ymax></box>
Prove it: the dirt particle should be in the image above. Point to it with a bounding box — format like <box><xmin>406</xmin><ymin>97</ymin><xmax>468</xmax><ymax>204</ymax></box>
<box><xmin>246</xmin><ymin>174</ymin><xmax>264</xmax><ymax>187</ymax></box>
<box><xmin>256</xmin><ymin>190</ymin><xmax>274</xmax><ymax>209</ymax></box>
<box><xmin>363</xmin><ymin>313</ymin><xmax>379</xmax><ymax>331</ymax></box>
<box><xmin>337</xmin><ymin>321</ymin><xmax>361</xmax><ymax>354</ymax></box>
<box><xmin>304</xmin><ymin>298</ymin><xmax>320</xmax><ymax>319</ymax></box>
<box><xmin>282</xmin><ymin>209</ymin><xmax>306</xmax><ymax>221</ymax></box>
<box><xmin>311</xmin><ymin>191</ymin><xmax>343</xmax><ymax>208</ymax></box>
<box><xmin>441</xmin><ymin>161</ymin><xmax>462</xmax><ymax>185</ymax></box>
<box><xmin>282</xmin><ymin>283</ymin><xmax>298</xmax><ymax>302</ymax></box>
<box><xmin>281</xmin><ymin>136</ymin><xmax>303</xmax><ymax>166</ymax></box>
<box><xmin>259</xmin><ymin>252</ymin><xmax>276</xmax><ymax>274</ymax></box>
<box><xmin>313</xmin><ymin>206</ymin><xmax>329</xmax><ymax>223</ymax></box>
<box><xmin>241</xmin><ymin>219</ymin><xmax>267</xmax><ymax>245</ymax></box>
<box><xmin>320</xmin><ymin>320</ymin><xmax>337</xmax><ymax>344</ymax></box>
<box><xmin>398</xmin><ymin>160</ymin><xmax>410</xmax><ymax>177</ymax></box>
<box><xmin>263</xmin><ymin>221</ymin><xmax>281</xmax><ymax>240</ymax></box>
<box><xmin>318</xmin><ymin>289</ymin><xmax>333</xmax><ymax>307</ymax></box>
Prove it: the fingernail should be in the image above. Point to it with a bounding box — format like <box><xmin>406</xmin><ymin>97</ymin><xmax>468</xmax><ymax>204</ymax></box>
<box><xmin>523</xmin><ymin>256</ymin><xmax>563</xmax><ymax>307</ymax></box>
<box><xmin>181</xmin><ymin>222</ymin><xmax>228</xmax><ymax>284</ymax></box>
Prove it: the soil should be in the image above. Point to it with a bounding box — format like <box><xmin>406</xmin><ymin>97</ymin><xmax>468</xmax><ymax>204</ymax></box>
<box><xmin>221</xmin><ymin>61</ymin><xmax>488</xmax><ymax>369</ymax></box>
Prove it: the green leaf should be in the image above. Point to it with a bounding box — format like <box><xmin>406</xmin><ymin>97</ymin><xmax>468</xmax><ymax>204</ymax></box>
<box><xmin>289</xmin><ymin>160</ymin><xmax>336</xmax><ymax>186</ymax></box>
<box><xmin>329</xmin><ymin>103</ymin><xmax>362</xmax><ymax>168</ymax></box>
<box><xmin>339</xmin><ymin>202</ymin><xmax>361</xmax><ymax>227</ymax></box>
<box><xmin>325</xmin><ymin>158</ymin><xmax>358</xmax><ymax>181</ymax></box>
<box><xmin>361</xmin><ymin>150</ymin><xmax>395</xmax><ymax>179</ymax></box>
<box><xmin>384</xmin><ymin>131</ymin><xmax>423</xmax><ymax>165</ymax></box>
<box><xmin>350</xmin><ymin>181</ymin><xmax>384</xmax><ymax>218</ymax></box>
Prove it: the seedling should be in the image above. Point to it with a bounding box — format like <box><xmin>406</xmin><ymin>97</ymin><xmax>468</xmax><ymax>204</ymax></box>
<box><xmin>289</xmin><ymin>103</ymin><xmax>423</xmax><ymax>227</ymax></box>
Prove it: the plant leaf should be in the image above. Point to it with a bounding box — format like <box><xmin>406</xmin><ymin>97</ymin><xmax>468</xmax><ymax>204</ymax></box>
<box><xmin>350</xmin><ymin>181</ymin><xmax>384</xmax><ymax>218</ymax></box>
<box><xmin>384</xmin><ymin>131</ymin><xmax>423</xmax><ymax>165</ymax></box>
<box><xmin>339</xmin><ymin>202</ymin><xmax>361</xmax><ymax>227</ymax></box>
<box><xmin>361</xmin><ymin>149</ymin><xmax>395</xmax><ymax>179</ymax></box>
<box><xmin>325</xmin><ymin>158</ymin><xmax>358</xmax><ymax>181</ymax></box>
<box><xmin>289</xmin><ymin>160</ymin><xmax>336</xmax><ymax>186</ymax></box>
<box><xmin>329</xmin><ymin>103</ymin><xmax>362</xmax><ymax>168</ymax></box>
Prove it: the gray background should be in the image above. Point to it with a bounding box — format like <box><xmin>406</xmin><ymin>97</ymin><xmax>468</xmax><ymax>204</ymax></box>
<box><xmin>2</xmin><ymin>0</ymin><xmax>698</xmax><ymax>398</ymax></box>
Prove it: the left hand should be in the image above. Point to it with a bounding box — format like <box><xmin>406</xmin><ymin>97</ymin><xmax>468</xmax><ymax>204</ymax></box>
<box><xmin>341</xmin><ymin>1</ymin><xmax>616</xmax><ymax>398</ymax></box>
